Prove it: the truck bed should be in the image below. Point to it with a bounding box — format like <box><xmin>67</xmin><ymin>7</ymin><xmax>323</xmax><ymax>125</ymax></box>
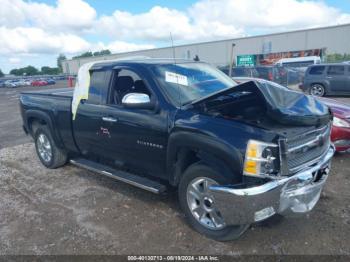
<box><xmin>20</xmin><ymin>88</ymin><xmax>78</xmax><ymax>153</ymax></box>
<box><xmin>21</xmin><ymin>87</ymin><xmax>74</xmax><ymax>97</ymax></box>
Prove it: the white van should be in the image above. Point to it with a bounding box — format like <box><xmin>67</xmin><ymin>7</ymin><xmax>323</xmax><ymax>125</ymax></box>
<box><xmin>275</xmin><ymin>56</ymin><xmax>321</xmax><ymax>68</ymax></box>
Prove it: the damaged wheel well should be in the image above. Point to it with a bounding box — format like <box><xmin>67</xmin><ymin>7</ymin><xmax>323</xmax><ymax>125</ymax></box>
<box><xmin>170</xmin><ymin>147</ymin><xmax>241</xmax><ymax>186</ymax></box>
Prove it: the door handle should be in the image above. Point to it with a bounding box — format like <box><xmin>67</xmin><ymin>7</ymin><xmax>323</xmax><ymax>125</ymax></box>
<box><xmin>102</xmin><ymin>116</ymin><xmax>118</xmax><ymax>123</ymax></box>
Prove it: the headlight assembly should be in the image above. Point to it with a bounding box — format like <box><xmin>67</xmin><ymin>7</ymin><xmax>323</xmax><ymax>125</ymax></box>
<box><xmin>243</xmin><ymin>139</ymin><xmax>279</xmax><ymax>177</ymax></box>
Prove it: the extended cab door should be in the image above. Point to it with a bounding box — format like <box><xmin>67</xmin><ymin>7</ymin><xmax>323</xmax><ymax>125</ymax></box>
<box><xmin>98</xmin><ymin>68</ymin><xmax>168</xmax><ymax>178</ymax></box>
<box><xmin>73</xmin><ymin>69</ymin><xmax>111</xmax><ymax>157</ymax></box>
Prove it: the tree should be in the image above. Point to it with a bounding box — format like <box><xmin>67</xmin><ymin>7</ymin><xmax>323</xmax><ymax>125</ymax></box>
<box><xmin>23</xmin><ymin>66</ymin><xmax>39</xmax><ymax>75</ymax></box>
<box><xmin>57</xmin><ymin>54</ymin><xmax>67</xmax><ymax>72</ymax></box>
<box><xmin>0</xmin><ymin>69</ymin><xmax>5</xmax><ymax>77</ymax></box>
<box><xmin>325</xmin><ymin>53</ymin><xmax>350</xmax><ymax>63</ymax></box>
<box><xmin>10</xmin><ymin>66</ymin><xmax>39</xmax><ymax>76</ymax></box>
<box><xmin>10</xmin><ymin>69</ymin><xmax>19</xmax><ymax>75</ymax></box>
<box><xmin>73</xmin><ymin>49</ymin><xmax>112</xmax><ymax>59</ymax></box>
<box><xmin>41</xmin><ymin>66</ymin><xmax>60</xmax><ymax>75</ymax></box>
<box><xmin>73</xmin><ymin>51</ymin><xmax>93</xmax><ymax>59</ymax></box>
<box><xmin>93</xmin><ymin>49</ymin><xmax>111</xmax><ymax>56</ymax></box>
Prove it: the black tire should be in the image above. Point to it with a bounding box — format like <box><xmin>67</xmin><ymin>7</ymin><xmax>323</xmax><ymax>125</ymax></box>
<box><xmin>178</xmin><ymin>163</ymin><xmax>249</xmax><ymax>241</ymax></box>
<box><xmin>309</xmin><ymin>84</ymin><xmax>325</xmax><ymax>97</ymax></box>
<box><xmin>34</xmin><ymin>125</ymin><xmax>67</xmax><ymax>169</ymax></box>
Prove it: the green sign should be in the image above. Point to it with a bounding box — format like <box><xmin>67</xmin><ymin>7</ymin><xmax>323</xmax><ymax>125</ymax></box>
<box><xmin>237</xmin><ymin>55</ymin><xmax>255</xmax><ymax>67</ymax></box>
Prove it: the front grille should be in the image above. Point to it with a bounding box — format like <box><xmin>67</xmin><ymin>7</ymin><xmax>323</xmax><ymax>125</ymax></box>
<box><xmin>286</xmin><ymin>124</ymin><xmax>331</xmax><ymax>173</ymax></box>
<box><xmin>287</xmin><ymin>126</ymin><xmax>327</xmax><ymax>149</ymax></box>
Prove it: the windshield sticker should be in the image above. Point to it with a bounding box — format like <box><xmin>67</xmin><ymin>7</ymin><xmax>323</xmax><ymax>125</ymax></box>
<box><xmin>165</xmin><ymin>71</ymin><xmax>188</xmax><ymax>86</ymax></box>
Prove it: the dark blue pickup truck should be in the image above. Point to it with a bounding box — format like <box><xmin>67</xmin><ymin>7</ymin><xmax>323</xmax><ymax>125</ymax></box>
<box><xmin>20</xmin><ymin>58</ymin><xmax>335</xmax><ymax>241</ymax></box>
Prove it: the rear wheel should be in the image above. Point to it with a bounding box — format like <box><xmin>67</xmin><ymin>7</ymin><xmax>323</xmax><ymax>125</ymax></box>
<box><xmin>178</xmin><ymin>163</ymin><xmax>249</xmax><ymax>241</ymax></box>
<box><xmin>34</xmin><ymin>125</ymin><xmax>67</xmax><ymax>168</ymax></box>
<box><xmin>309</xmin><ymin>84</ymin><xmax>325</xmax><ymax>97</ymax></box>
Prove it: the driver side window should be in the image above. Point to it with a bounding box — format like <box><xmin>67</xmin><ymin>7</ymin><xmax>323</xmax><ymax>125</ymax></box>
<box><xmin>110</xmin><ymin>69</ymin><xmax>151</xmax><ymax>105</ymax></box>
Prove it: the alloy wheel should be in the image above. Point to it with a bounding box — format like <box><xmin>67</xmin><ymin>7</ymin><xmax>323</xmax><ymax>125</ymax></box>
<box><xmin>310</xmin><ymin>84</ymin><xmax>325</xmax><ymax>97</ymax></box>
<box><xmin>37</xmin><ymin>133</ymin><xmax>52</xmax><ymax>163</ymax></box>
<box><xmin>186</xmin><ymin>177</ymin><xmax>226</xmax><ymax>230</ymax></box>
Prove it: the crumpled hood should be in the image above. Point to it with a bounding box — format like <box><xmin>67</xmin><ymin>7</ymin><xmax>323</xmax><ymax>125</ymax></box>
<box><xmin>191</xmin><ymin>80</ymin><xmax>332</xmax><ymax>126</ymax></box>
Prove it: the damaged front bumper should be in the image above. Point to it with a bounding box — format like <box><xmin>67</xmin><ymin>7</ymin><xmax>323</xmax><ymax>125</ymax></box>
<box><xmin>209</xmin><ymin>145</ymin><xmax>335</xmax><ymax>226</ymax></box>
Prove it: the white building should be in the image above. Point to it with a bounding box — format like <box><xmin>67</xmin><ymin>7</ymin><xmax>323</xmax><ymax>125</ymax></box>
<box><xmin>62</xmin><ymin>23</ymin><xmax>350</xmax><ymax>74</ymax></box>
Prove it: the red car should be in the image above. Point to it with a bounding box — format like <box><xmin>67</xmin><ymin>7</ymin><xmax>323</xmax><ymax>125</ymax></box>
<box><xmin>318</xmin><ymin>97</ymin><xmax>350</xmax><ymax>152</ymax></box>
<box><xmin>31</xmin><ymin>80</ymin><xmax>48</xmax><ymax>86</ymax></box>
<box><xmin>232</xmin><ymin>77</ymin><xmax>350</xmax><ymax>152</ymax></box>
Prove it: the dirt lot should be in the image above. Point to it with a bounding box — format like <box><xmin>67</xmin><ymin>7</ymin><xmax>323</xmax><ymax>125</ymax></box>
<box><xmin>0</xmin><ymin>84</ymin><xmax>349</xmax><ymax>255</ymax></box>
<box><xmin>0</xmin><ymin>82</ymin><xmax>68</xmax><ymax>149</ymax></box>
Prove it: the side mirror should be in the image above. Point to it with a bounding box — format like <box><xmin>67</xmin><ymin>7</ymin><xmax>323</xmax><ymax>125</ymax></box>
<box><xmin>122</xmin><ymin>93</ymin><xmax>154</xmax><ymax>109</ymax></box>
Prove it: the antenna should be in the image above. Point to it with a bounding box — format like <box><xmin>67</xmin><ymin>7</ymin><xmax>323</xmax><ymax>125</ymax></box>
<box><xmin>170</xmin><ymin>32</ymin><xmax>182</xmax><ymax>108</ymax></box>
<box><xmin>170</xmin><ymin>32</ymin><xmax>176</xmax><ymax>64</ymax></box>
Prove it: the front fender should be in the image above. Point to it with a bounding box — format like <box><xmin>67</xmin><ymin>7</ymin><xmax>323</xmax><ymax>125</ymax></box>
<box><xmin>167</xmin><ymin>131</ymin><xmax>243</xmax><ymax>185</ymax></box>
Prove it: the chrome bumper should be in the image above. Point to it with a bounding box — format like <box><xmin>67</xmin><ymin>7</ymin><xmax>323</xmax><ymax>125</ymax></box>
<box><xmin>209</xmin><ymin>145</ymin><xmax>335</xmax><ymax>225</ymax></box>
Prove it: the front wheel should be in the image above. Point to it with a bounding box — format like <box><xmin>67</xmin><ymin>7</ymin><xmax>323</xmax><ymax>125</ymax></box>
<box><xmin>178</xmin><ymin>163</ymin><xmax>249</xmax><ymax>241</ymax></box>
<box><xmin>309</xmin><ymin>84</ymin><xmax>325</xmax><ymax>97</ymax></box>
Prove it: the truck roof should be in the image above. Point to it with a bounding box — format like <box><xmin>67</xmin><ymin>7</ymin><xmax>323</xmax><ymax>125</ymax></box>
<box><xmin>90</xmin><ymin>58</ymin><xmax>199</xmax><ymax>70</ymax></box>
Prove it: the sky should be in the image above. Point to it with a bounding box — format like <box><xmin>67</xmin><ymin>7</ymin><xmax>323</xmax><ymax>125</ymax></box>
<box><xmin>0</xmin><ymin>0</ymin><xmax>350</xmax><ymax>73</ymax></box>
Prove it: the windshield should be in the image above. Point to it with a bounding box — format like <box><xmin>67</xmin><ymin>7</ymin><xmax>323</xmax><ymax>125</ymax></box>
<box><xmin>151</xmin><ymin>62</ymin><xmax>237</xmax><ymax>106</ymax></box>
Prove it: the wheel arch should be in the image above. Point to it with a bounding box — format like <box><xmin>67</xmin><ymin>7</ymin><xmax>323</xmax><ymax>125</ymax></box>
<box><xmin>167</xmin><ymin>131</ymin><xmax>243</xmax><ymax>186</ymax></box>
<box><xmin>25</xmin><ymin>110</ymin><xmax>65</xmax><ymax>149</ymax></box>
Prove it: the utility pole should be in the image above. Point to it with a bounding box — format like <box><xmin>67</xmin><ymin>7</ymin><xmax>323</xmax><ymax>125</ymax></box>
<box><xmin>229</xmin><ymin>43</ymin><xmax>236</xmax><ymax>77</ymax></box>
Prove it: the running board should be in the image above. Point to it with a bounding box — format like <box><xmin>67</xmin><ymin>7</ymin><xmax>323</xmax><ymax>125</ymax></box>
<box><xmin>70</xmin><ymin>158</ymin><xmax>167</xmax><ymax>194</ymax></box>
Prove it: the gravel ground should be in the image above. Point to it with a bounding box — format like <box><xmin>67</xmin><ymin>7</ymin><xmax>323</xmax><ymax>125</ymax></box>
<box><xmin>0</xmin><ymin>143</ymin><xmax>349</xmax><ymax>255</ymax></box>
<box><xmin>0</xmin><ymin>83</ymin><xmax>349</xmax><ymax>255</ymax></box>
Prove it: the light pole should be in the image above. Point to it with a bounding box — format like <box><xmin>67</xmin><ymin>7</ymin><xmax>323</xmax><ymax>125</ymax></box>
<box><xmin>229</xmin><ymin>43</ymin><xmax>236</xmax><ymax>77</ymax></box>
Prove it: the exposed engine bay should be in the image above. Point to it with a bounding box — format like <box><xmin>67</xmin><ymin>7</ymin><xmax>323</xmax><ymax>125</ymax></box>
<box><xmin>204</xmin><ymin>90</ymin><xmax>266</xmax><ymax>124</ymax></box>
<box><xmin>192</xmin><ymin>81</ymin><xmax>332</xmax><ymax>128</ymax></box>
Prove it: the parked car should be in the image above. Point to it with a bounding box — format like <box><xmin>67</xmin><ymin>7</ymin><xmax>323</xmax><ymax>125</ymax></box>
<box><xmin>20</xmin><ymin>58</ymin><xmax>334</xmax><ymax>241</ymax></box>
<box><xmin>31</xmin><ymin>80</ymin><xmax>48</xmax><ymax>86</ymax></box>
<box><xmin>24</xmin><ymin>80</ymin><xmax>33</xmax><ymax>86</ymax></box>
<box><xmin>46</xmin><ymin>78</ymin><xmax>56</xmax><ymax>85</ymax></box>
<box><xmin>5</xmin><ymin>80</ymin><xmax>17</xmax><ymax>88</ymax></box>
<box><xmin>53</xmin><ymin>75</ymin><xmax>67</xmax><ymax>80</ymax></box>
<box><xmin>300</xmin><ymin>63</ymin><xmax>350</xmax><ymax>96</ymax></box>
<box><xmin>15</xmin><ymin>80</ymin><xmax>28</xmax><ymax>87</ymax></box>
<box><xmin>318</xmin><ymin>97</ymin><xmax>350</xmax><ymax>152</ymax></box>
<box><xmin>233</xmin><ymin>77</ymin><xmax>350</xmax><ymax>152</ymax></box>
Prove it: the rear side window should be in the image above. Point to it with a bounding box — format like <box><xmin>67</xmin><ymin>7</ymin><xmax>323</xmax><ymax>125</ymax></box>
<box><xmin>89</xmin><ymin>70</ymin><xmax>106</xmax><ymax>104</ymax></box>
<box><xmin>327</xmin><ymin>66</ymin><xmax>345</xmax><ymax>76</ymax></box>
<box><xmin>309</xmin><ymin>66</ymin><xmax>325</xmax><ymax>75</ymax></box>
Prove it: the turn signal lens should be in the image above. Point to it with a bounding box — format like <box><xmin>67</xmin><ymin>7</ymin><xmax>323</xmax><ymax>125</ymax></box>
<box><xmin>244</xmin><ymin>160</ymin><xmax>257</xmax><ymax>174</ymax></box>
